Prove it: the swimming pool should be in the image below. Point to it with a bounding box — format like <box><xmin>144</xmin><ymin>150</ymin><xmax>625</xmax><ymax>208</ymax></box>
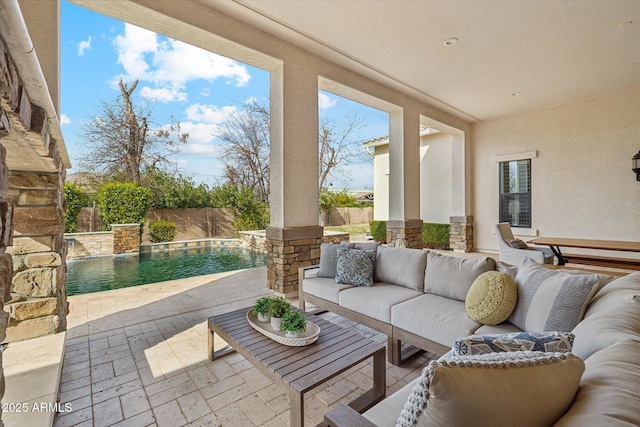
<box><xmin>66</xmin><ymin>246</ymin><xmax>268</xmax><ymax>296</ymax></box>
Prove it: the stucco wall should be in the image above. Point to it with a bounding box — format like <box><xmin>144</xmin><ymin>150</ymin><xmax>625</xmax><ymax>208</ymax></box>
<box><xmin>472</xmin><ymin>87</ymin><xmax>640</xmax><ymax>253</ymax></box>
<box><xmin>421</xmin><ymin>133</ymin><xmax>453</xmax><ymax>223</ymax></box>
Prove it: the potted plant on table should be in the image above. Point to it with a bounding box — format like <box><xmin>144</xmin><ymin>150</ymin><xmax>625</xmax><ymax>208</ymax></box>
<box><xmin>280</xmin><ymin>310</ymin><xmax>307</xmax><ymax>338</ymax></box>
<box><xmin>268</xmin><ymin>296</ymin><xmax>291</xmax><ymax>331</ymax></box>
<box><xmin>253</xmin><ymin>297</ymin><xmax>272</xmax><ymax>322</ymax></box>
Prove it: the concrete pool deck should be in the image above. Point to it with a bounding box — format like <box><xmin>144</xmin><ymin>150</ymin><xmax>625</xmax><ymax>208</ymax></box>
<box><xmin>5</xmin><ymin>250</ymin><xmax>629</xmax><ymax>427</ymax></box>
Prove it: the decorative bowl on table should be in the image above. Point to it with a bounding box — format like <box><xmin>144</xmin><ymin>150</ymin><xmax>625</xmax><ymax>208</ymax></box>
<box><xmin>246</xmin><ymin>310</ymin><xmax>320</xmax><ymax>346</ymax></box>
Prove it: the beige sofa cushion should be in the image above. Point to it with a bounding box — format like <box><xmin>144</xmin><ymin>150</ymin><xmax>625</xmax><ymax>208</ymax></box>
<box><xmin>391</xmin><ymin>294</ymin><xmax>481</xmax><ymax>348</ymax></box>
<box><xmin>474</xmin><ymin>322</ymin><xmax>522</xmax><ymax>335</ymax></box>
<box><xmin>302</xmin><ymin>276</ymin><xmax>353</xmax><ymax>304</ymax></box>
<box><xmin>554</xmin><ymin>339</ymin><xmax>640</xmax><ymax>427</ymax></box>
<box><xmin>339</xmin><ymin>283</ymin><xmax>421</xmax><ymax>323</ymax></box>
<box><xmin>398</xmin><ymin>351</ymin><xmax>584</xmax><ymax>427</ymax></box>
<box><xmin>572</xmin><ymin>297</ymin><xmax>640</xmax><ymax>360</ymax></box>
<box><xmin>364</xmin><ymin>377</ymin><xmax>424</xmax><ymax>427</ymax></box>
<box><xmin>583</xmin><ymin>271</ymin><xmax>640</xmax><ymax>318</ymax></box>
<box><xmin>374</xmin><ymin>245</ymin><xmax>428</xmax><ymax>291</ymax></box>
<box><xmin>424</xmin><ymin>252</ymin><xmax>496</xmax><ymax>301</ymax></box>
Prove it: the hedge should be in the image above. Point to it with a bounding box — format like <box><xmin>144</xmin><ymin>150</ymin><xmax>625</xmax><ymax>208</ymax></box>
<box><xmin>97</xmin><ymin>182</ymin><xmax>151</xmax><ymax>231</ymax></box>
<box><xmin>422</xmin><ymin>222</ymin><xmax>450</xmax><ymax>249</ymax></box>
<box><xmin>369</xmin><ymin>220</ymin><xmax>387</xmax><ymax>242</ymax></box>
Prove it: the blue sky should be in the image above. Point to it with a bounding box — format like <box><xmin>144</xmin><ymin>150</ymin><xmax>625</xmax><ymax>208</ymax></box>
<box><xmin>60</xmin><ymin>1</ymin><xmax>388</xmax><ymax>190</ymax></box>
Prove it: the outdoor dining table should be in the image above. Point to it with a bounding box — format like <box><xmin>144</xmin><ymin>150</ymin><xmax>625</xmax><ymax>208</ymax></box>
<box><xmin>529</xmin><ymin>236</ymin><xmax>640</xmax><ymax>268</ymax></box>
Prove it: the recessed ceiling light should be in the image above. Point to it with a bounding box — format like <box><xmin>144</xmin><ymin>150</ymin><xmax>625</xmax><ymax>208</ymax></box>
<box><xmin>443</xmin><ymin>38</ymin><xmax>458</xmax><ymax>46</ymax></box>
<box><xmin>512</xmin><ymin>91</ymin><xmax>522</xmax><ymax>97</ymax></box>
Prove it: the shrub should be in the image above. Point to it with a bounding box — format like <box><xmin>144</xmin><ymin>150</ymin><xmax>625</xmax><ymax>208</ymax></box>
<box><xmin>369</xmin><ymin>220</ymin><xmax>387</xmax><ymax>242</ymax></box>
<box><xmin>63</xmin><ymin>182</ymin><xmax>88</xmax><ymax>233</ymax></box>
<box><xmin>423</xmin><ymin>223</ymin><xmax>450</xmax><ymax>249</ymax></box>
<box><xmin>149</xmin><ymin>220</ymin><xmax>177</xmax><ymax>243</ymax></box>
<box><xmin>210</xmin><ymin>184</ymin><xmax>269</xmax><ymax>232</ymax></box>
<box><xmin>97</xmin><ymin>182</ymin><xmax>151</xmax><ymax>231</ymax></box>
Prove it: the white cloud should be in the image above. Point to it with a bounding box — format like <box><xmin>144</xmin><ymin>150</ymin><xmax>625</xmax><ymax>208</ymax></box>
<box><xmin>140</xmin><ymin>86</ymin><xmax>187</xmax><ymax>103</ymax></box>
<box><xmin>319</xmin><ymin>93</ymin><xmax>338</xmax><ymax>110</ymax></box>
<box><xmin>60</xmin><ymin>114</ymin><xmax>71</xmax><ymax>125</ymax></box>
<box><xmin>77</xmin><ymin>36</ymin><xmax>92</xmax><ymax>56</ymax></box>
<box><xmin>185</xmin><ymin>104</ymin><xmax>237</xmax><ymax>124</ymax></box>
<box><xmin>179</xmin><ymin>121</ymin><xmax>223</xmax><ymax>145</ymax></box>
<box><xmin>112</xmin><ymin>23</ymin><xmax>251</xmax><ymax>103</ymax></box>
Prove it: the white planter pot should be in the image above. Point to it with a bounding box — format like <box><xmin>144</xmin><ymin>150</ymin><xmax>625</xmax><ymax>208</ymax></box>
<box><xmin>284</xmin><ymin>331</ymin><xmax>301</xmax><ymax>338</ymax></box>
<box><xmin>270</xmin><ymin>317</ymin><xmax>282</xmax><ymax>331</ymax></box>
<box><xmin>257</xmin><ymin>312</ymin><xmax>270</xmax><ymax>323</ymax></box>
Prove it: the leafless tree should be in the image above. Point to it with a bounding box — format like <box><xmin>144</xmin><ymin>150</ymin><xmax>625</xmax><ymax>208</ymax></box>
<box><xmin>217</xmin><ymin>98</ymin><xmax>367</xmax><ymax>201</ymax></box>
<box><xmin>217</xmin><ymin>99</ymin><xmax>270</xmax><ymax>202</ymax></box>
<box><xmin>318</xmin><ymin>114</ymin><xmax>367</xmax><ymax>191</ymax></box>
<box><xmin>78</xmin><ymin>79</ymin><xmax>188</xmax><ymax>184</ymax></box>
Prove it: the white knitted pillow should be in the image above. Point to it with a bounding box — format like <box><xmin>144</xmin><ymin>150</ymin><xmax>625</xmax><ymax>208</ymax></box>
<box><xmin>396</xmin><ymin>351</ymin><xmax>584</xmax><ymax>427</ymax></box>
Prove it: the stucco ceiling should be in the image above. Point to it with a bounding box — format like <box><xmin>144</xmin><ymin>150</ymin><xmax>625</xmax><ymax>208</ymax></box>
<box><xmin>205</xmin><ymin>0</ymin><xmax>640</xmax><ymax>122</ymax></box>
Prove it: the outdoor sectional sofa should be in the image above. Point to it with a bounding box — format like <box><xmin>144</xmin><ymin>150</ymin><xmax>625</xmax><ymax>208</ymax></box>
<box><xmin>298</xmin><ymin>243</ymin><xmax>640</xmax><ymax>426</ymax></box>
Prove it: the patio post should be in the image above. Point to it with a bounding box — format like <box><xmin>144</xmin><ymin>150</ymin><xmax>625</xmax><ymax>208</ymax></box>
<box><xmin>386</xmin><ymin>109</ymin><xmax>423</xmax><ymax>248</ymax></box>
<box><xmin>266</xmin><ymin>60</ymin><xmax>322</xmax><ymax>296</ymax></box>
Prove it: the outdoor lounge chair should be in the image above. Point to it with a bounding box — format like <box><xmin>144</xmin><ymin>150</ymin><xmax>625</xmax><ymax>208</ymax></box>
<box><xmin>495</xmin><ymin>222</ymin><xmax>554</xmax><ymax>265</ymax></box>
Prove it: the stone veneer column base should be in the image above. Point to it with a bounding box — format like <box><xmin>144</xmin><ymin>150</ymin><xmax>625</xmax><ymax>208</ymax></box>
<box><xmin>386</xmin><ymin>219</ymin><xmax>423</xmax><ymax>249</ymax></box>
<box><xmin>449</xmin><ymin>216</ymin><xmax>473</xmax><ymax>252</ymax></box>
<box><xmin>112</xmin><ymin>224</ymin><xmax>141</xmax><ymax>254</ymax></box>
<box><xmin>266</xmin><ymin>226</ymin><xmax>323</xmax><ymax>296</ymax></box>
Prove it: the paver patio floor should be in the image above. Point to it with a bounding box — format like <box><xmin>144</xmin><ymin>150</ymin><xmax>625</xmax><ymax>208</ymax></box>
<box><xmin>52</xmin><ymin>266</ymin><xmax>436</xmax><ymax>427</ymax></box>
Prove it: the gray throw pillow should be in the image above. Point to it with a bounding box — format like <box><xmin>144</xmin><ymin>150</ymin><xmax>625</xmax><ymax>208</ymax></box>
<box><xmin>335</xmin><ymin>247</ymin><xmax>376</xmax><ymax>287</ymax></box>
<box><xmin>317</xmin><ymin>242</ymin><xmax>355</xmax><ymax>278</ymax></box>
<box><xmin>507</xmin><ymin>238</ymin><xmax>528</xmax><ymax>249</ymax></box>
<box><xmin>508</xmin><ymin>257</ymin><xmax>600</xmax><ymax>332</ymax></box>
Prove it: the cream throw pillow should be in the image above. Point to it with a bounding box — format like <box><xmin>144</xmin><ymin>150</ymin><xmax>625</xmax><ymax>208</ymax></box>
<box><xmin>396</xmin><ymin>351</ymin><xmax>584</xmax><ymax>427</ymax></box>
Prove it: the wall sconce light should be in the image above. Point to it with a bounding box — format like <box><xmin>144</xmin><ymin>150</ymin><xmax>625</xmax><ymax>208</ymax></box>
<box><xmin>633</xmin><ymin>150</ymin><xmax>640</xmax><ymax>181</ymax></box>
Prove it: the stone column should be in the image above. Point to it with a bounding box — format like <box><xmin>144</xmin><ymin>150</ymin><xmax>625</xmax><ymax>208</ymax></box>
<box><xmin>0</xmin><ymin>121</ymin><xmax>12</xmax><ymax>427</ymax></box>
<box><xmin>386</xmin><ymin>219</ymin><xmax>423</xmax><ymax>249</ymax></box>
<box><xmin>6</xmin><ymin>170</ymin><xmax>67</xmax><ymax>342</ymax></box>
<box><xmin>266</xmin><ymin>226</ymin><xmax>322</xmax><ymax>296</ymax></box>
<box><xmin>267</xmin><ymin>60</ymin><xmax>321</xmax><ymax>293</ymax></box>
<box><xmin>112</xmin><ymin>224</ymin><xmax>141</xmax><ymax>254</ymax></box>
<box><xmin>450</xmin><ymin>215</ymin><xmax>474</xmax><ymax>252</ymax></box>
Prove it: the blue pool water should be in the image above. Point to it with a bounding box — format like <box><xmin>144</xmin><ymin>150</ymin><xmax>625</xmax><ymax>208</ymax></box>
<box><xmin>66</xmin><ymin>246</ymin><xmax>268</xmax><ymax>296</ymax></box>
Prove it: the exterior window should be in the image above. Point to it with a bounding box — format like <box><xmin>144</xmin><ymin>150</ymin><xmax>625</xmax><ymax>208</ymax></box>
<box><xmin>499</xmin><ymin>159</ymin><xmax>531</xmax><ymax>228</ymax></box>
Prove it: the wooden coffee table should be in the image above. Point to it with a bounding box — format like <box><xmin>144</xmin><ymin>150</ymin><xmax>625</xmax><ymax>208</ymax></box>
<box><xmin>208</xmin><ymin>307</ymin><xmax>386</xmax><ymax>427</ymax></box>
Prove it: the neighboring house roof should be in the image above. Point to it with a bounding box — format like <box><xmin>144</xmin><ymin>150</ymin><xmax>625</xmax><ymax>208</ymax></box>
<box><xmin>362</xmin><ymin>126</ymin><xmax>439</xmax><ymax>149</ymax></box>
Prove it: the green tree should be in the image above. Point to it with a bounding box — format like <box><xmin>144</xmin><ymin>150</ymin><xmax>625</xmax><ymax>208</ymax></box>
<box><xmin>63</xmin><ymin>182</ymin><xmax>89</xmax><ymax>232</ymax></box>
<box><xmin>97</xmin><ymin>182</ymin><xmax>151</xmax><ymax>231</ymax></box>
<box><xmin>142</xmin><ymin>168</ymin><xmax>210</xmax><ymax>209</ymax></box>
<box><xmin>211</xmin><ymin>184</ymin><xmax>269</xmax><ymax>232</ymax></box>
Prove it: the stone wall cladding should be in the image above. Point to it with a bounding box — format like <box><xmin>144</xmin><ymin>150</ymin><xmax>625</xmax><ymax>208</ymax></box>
<box><xmin>112</xmin><ymin>224</ymin><xmax>141</xmax><ymax>254</ymax></box>
<box><xmin>266</xmin><ymin>226</ymin><xmax>323</xmax><ymax>295</ymax></box>
<box><xmin>450</xmin><ymin>215</ymin><xmax>474</xmax><ymax>252</ymax></box>
<box><xmin>65</xmin><ymin>231</ymin><xmax>113</xmax><ymax>259</ymax></box>
<box><xmin>386</xmin><ymin>219</ymin><xmax>424</xmax><ymax>249</ymax></box>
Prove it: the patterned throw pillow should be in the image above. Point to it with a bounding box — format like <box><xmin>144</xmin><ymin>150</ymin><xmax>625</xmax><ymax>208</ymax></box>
<box><xmin>451</xmin><ymin>331</ymin><xmax>574</xmax><ymax>357</ymax></box>
<box><xmin>317</xmin><ymin>242</ymin><xmax>355</xmax><ymax>278</ymax></box>
<box><xmin>396</xmin><ymin>351</ymin><xmax>585</xmax><ymax>427</ymax></box>
<box><xmin>465</xmin><ymin>271</ymin><xmax>517</xmax><ymax>325</ymax></box>
<box><xmin>508</xmin><ymin>258</ymin><xmax>600</xmax><ymax>332</ymax></box>
<box><xmin>335</xmin><ymin>247</ymin><xmax>376</xmax><ymax>287</ymax></box>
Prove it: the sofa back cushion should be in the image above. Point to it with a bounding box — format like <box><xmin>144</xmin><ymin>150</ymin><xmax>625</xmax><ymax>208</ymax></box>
<box><xmin>571</xmin><ymin>296</ymin><xmax>640</xmax><ymax>360</ymax></box>
<box><xmin>424</xmin><ymin>251</ymin><xmax>496</xmax><ymax>301</ymax></box>
<box><xmin>374</xmin><ymin>245</ymin><xmax>428</xmax><ymax>291</ymax></box>
<box><xmin>583</xmin><ymin>271</ymin><xmax>640</xmax><ymax>318</ymax></box>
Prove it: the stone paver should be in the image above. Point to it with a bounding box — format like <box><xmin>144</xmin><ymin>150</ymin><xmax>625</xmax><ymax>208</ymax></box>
<box><xmin>46</xmin><ymin>266</ymin><xmax>437</xmax><ymax>427</ymax></box>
